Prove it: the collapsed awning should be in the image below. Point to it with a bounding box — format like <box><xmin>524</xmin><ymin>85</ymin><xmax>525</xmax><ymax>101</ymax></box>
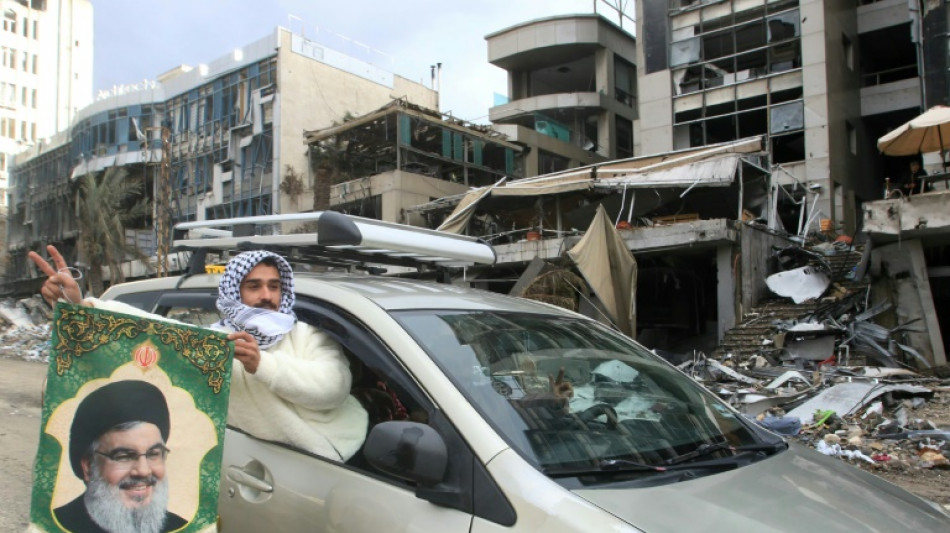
<box><xmin>437</xmin><ymin>177</ymin><xmax>506</xmax><ymax>234</ymax></box>
<box><xmin>595</xmin><ymin>154</ymin><xmax>740</xmax><ymax>190</ymax></box>
<box><xmin>433</xmin><ymin>137</ymin><xmax>764</xmax><ymax>233</ymax></box>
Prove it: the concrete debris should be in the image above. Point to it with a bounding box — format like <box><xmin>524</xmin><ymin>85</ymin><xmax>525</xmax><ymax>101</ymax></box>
<box><xmin>786</xmin><ymin>382</ymin><xmax>933</xmax><ymax>425</ymax></box>
<box><xmin>674</xmin><ymin>237</ymin><xmax>948</xmax><ymax>487</ymax></box>
<box><xmin>0</xmin><ymin>297</ymin><xmax>53</xmax><ymax>363</ymax></box>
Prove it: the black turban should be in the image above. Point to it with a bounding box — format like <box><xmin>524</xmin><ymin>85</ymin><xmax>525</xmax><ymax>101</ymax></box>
<box><xmin>68</xmin><ymin>380</ymin><xmax>170</xmax><ymax>479</ymax></box>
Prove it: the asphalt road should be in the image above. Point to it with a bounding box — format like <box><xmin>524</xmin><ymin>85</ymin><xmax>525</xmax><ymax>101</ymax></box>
<box><xmin>0</xmin><ymin>357</ymin><xmax>48</xmax><ymax>532</ymax></box>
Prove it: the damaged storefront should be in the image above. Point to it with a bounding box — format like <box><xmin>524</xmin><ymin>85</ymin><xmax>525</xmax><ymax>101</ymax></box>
<box><xmin>668</xmin><ymin>197</ymin><xmax>950</xmax><ymax>504</ymax></box>
<box><xmin>410</xmin><ymin>136</ymin><xmax>777</xmax><ymax>356</ymax></box>
<box><xmin>862</xmin><ymin>190</ymin><xmax>950</xmax><ymax>371</ymax></box>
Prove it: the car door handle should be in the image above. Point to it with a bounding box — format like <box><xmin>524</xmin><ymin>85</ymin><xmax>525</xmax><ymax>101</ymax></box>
<box><xmin>226</xmin><ymin>465</ymin><xmax>274</xmax><ymax>493</ymax></box>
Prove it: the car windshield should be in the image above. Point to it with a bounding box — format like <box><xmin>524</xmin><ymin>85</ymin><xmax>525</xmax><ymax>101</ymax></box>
<box><xmin>394</xmin><ymin>310</ymin><xmax>775</xmax><ymax>477</ymax></box>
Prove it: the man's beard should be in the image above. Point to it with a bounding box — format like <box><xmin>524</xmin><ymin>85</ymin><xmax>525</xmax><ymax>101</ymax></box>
<box><xmin>83</xmin><ymin>460</ymin><xmax>170</xmax><ymax>533</ymax></box>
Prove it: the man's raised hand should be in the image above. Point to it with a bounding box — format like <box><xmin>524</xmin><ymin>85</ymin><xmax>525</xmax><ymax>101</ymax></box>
<box><xmin>27</xmin><ymin>245</ymin><xmax>83</xmax><ymax>308</ymax></box>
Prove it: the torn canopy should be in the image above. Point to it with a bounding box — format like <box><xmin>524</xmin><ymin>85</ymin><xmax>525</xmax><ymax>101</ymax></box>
<box><xmin>567</xmin><ymin>204</ymin><xmax>637</xmax><ymax>337</ymax></box>
<box><xmin>431</xmin><ymin>137</ymin><xmax>767</xmax><ymax>234</ymax></box>
<box><xmin>437</xmin><ymin>177</ymin><xmax>506</xmax><ymax>234</ymax></box>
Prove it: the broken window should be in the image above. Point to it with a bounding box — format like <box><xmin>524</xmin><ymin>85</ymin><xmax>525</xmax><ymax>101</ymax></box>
<box><xmin>703</xmin><ymin>29</ymin><xmax>736</xmax><ymax>61</ymax></box>
<box><xmin>670</xmin><ymin>6</ymin><xmax>801</xmax><ymax>94</ymax></box>
<box><xmin>534</xmin><ymin>115</ymin><xmax>572</xmax><ymax>143</ymax></box>
<box><xmin>769</xmin><ymin>40</ymin><xmax>800</xmax><ymax>72</ymax></box>
<box><xmin>770</xmin><ymin>101</ymin><xmax>804</xmax><ymax>135</ymax></box>
<box><xmin>673</xmin><ymin>64</ymin><xmax>729</xmax><ymax>94</ymax></box>
<box><xmin>671</xmin><ymin>37</ymin><xmax>700</xmax><ymax>67</ymax></box>
<box><xmin>767</xmin><ymin>11</ymin><xmax>800</xmax><ymax>43</ymax></box>
<box><xmin>771</xmin><ymin>132</ymin><xmax>804</xmax><ymax>163</ymax></box>
<box><xmin>859</xmin><ymin>23</ymin><xmax>917</xmax><ymax>87</ymax></box>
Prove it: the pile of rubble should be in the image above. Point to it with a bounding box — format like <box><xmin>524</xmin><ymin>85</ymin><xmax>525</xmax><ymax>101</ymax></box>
<box><xmin>686</xmin><ymin>237</ymin><xmax>950</xmax><ymax>504</ymax></box>
<box><xmin>0</xmin><ymin>296</ymin><xmax>52</xmax><ymax>363</ymax></box>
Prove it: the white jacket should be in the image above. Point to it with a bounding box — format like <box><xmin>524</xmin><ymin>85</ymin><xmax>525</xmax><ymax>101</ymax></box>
<box><xmin>89</xmin><ymin>298</ymin><xmax>368</xmax><ymax>461</ymax></box>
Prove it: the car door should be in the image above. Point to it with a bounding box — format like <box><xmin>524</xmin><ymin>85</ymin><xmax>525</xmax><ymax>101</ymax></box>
<box><xmin>215</xmin><ymin>299</ymin><xmax>479</xmax><ymax>533</ymax></box>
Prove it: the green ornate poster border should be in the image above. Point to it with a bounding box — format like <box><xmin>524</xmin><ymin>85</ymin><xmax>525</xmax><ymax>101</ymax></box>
<box><xmin>51</xmin><ymin>306</ymin><xmax>232</xmax><ymax>394</ymax></box>
<box><xmin>30</xmin><ymin>303</ymin><xmax>234</xmax><ymax>533</ymax></box>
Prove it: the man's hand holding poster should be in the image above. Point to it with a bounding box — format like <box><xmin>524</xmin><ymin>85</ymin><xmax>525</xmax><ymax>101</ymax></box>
<box><xmin>29</xmin><ymin>303</ymin><xmax>234</xmax><ymax>533</ymax></box>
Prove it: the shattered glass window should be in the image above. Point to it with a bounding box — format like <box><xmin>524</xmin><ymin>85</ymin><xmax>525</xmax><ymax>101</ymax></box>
<box><xmin>670</xmin><ymin>37</ymin><xmax>700</xmax><ymax>67</ymax></box>
<box><xmin>767</xmin><ymin>10</ymin><xmax>800</xmax><ymax>43</ymax></box>
<box><xmin>770</xmin><ymin>101</ymin><xmax>804</xmax><ymax>134</ymax></box>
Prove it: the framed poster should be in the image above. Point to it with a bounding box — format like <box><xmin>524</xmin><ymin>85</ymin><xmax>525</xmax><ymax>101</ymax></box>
<box><xmin>29</xmin><ymin>303</ymin><xmax>234</xmax><ymax>533</ymax></box>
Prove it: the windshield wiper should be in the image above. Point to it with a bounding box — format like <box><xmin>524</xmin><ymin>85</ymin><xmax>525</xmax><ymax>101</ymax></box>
<box><xmin>542</xmin><ymin>459</ymin><xmax>667</xmax><ymax>477</ymax></box>
<box><xmin>664</xmin><ymin>440</ymin><xmax>787</xmax><ymax>467</ymax></box>
<box><xmin>599</xmin><ymin>458</ymin><xmax>667</xmax><ymax>472</ymax></box>
<box><xmin>541</xmin><ymin>440</ymin><xmax>789</xmax><ymax>477</ymax></box>
<box><xmin>664</xmin><ymin>442</ymin><xmax>733</xmax><ymax>466</ymax></box>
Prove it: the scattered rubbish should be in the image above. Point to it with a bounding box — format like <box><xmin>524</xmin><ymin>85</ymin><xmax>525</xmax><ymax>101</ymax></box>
<box><xmin>816</xmin><ymin>434</ymin><xmax>876</xmax><ymax>464</ymax></box>
<box><xmin>0</xmin><ymin>304</ymin><xmax>36</xmax><ymax>329</ymax></box>
<box><xmin>782</xmin><ymin>326</ymin><xmax>839</xmax><ymax>362</ymax></box>
<box><xmin>765</xmin><ymin>370</ymin><xmax>811</xmax><ymax>389</ymax></box>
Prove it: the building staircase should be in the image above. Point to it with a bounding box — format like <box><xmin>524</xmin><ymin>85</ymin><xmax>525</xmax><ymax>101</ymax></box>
<box><xmin>713</xmin><ymin>247</ymin><xmax>867</xmax><ymax>362</ymax></box>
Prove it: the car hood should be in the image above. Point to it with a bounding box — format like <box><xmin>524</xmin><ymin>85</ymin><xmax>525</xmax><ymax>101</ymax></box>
<box><xmin>572</xmin><ymin>443</ymin><xmax>950</xmax><ymax>532</ymax></box>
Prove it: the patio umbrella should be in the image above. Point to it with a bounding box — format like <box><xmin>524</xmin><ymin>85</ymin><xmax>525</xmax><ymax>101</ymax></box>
<box><xmin>877</xmin><ymin>105</ymin><xmax>950</xmax><ymax>164</ymax></box>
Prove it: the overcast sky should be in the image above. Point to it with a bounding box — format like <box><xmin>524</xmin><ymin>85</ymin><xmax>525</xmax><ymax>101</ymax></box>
<box><xmin>91</xmin><ymin>0</ymin><xmax>635</xmax><ymax>124</ymax></box>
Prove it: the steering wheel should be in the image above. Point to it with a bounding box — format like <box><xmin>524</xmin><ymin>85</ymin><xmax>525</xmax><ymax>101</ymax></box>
<box><xmin>575</xmin><ymin>403</ymin><xmax>619</xmax><ymax>430</ymax></box>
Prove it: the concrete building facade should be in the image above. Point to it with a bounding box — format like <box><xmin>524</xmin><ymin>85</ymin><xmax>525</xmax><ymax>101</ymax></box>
<box><xmin>4</xmin><ymin>26</ymin><xmax>436</xmax><ymax>290</ymax></box>
<box><xmin>0</xmin><ymin>0</ymin><xmax>92</xmax><ymax>212</ymax></box>
<box><xmin>0</xmin><ymin>0</ymin><xmax>91</xmax><ymax>274</ymax></box>
<box><xmin>486</xmin><ymin>14</ymin><xmax>638</xmax><ymax>176</ymax></box>
<box><xmin>634</xmin><ymin>0</ymin><xmax>940</xmax><ymax>238</ymax></box>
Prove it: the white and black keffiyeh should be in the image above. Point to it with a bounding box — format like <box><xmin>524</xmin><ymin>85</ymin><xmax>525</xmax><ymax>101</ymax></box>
<box><xmin>215</xmin><ymin>250</ymin><xmax>296</xmax><ymax>349</ymax></box>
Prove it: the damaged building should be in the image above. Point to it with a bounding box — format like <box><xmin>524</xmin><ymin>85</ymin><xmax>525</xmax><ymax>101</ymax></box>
<box><xmin>5</xmin><ymin>4</ymin><xmax>950</xmax><ymax>374</ymax></box>
<box><xmin>485</xmin><ymin>13</ymin><xmax>638</xmax><ymax>172</ymax></box>
<box><xmin>635</xmin><ymin>0</ymin><xmax>948</xmax><ymax>239</ymax></box>
<box><xmin>409</xmin><ymin>136</ymin><xmax>778</xmax><ymax>356</ymax></box>
<box><xmin>3</xmin><ymin>26</ymin><xmax>437</xmax><ymax>293</ymax></box>
<box><xmin>302</xmin><ymin>99</ymin><xmax>524</xmax><ymax>227</ymax></box>
<box><xmin>862</xmin><ymin>190</ymin><xmax>950</xmax><ymax>370</ymax></box>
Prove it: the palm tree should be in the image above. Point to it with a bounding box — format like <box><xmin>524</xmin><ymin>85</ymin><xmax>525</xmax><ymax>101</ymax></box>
<box><xmin>76</xmin><ymin>166</ymin><xmax>151</xmax><ymax>296</ymax></box>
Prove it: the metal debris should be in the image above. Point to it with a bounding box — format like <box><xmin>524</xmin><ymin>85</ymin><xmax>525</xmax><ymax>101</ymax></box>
<box><xmin>766</xmin><ymin>266</ymin><xmax>831</xmax><ymax>304</ymax></box>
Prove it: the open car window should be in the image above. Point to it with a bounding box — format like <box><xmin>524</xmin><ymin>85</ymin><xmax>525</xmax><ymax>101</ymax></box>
<box><xmin>293</xmin><ymin>302</ymin><xmax>433</xmax><ymax>478</ymax></box>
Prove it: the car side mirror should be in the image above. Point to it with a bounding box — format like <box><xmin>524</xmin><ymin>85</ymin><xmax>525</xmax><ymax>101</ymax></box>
<box><xmin>363</xmin><ymin>421</ymin><xmax>447</xmax><ymax>486</ymax></box>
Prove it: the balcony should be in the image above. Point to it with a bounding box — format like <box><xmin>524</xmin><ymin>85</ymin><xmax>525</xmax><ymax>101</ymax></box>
<box><xmin>489</xmin><ymin>92</ymin><xmax>609</xmax><ymax>123</ymax></box>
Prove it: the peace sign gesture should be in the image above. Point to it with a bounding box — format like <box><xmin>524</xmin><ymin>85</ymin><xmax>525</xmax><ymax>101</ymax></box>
<box><xmin>27</xmin><ymin>245</ymin><xmax>84</xmax><ymax>308</ymax></box>
<box><xmin>548</xmin><ymin>367</ymin><xmax>574</xmax><ymax>401</ymax></box>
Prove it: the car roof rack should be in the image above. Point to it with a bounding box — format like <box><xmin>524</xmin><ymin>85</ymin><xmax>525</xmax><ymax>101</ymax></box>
<box><xmin>172</xmin><ymin>210</ymin><xmax>497</xmax><ymax>274</ymax></box>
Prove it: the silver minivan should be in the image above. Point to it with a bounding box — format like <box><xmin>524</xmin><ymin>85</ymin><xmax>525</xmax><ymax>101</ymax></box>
<box><xmin>101</xmin><ymin>270</ymin><xmax>950</xmax><ymax>532</ymax></box>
